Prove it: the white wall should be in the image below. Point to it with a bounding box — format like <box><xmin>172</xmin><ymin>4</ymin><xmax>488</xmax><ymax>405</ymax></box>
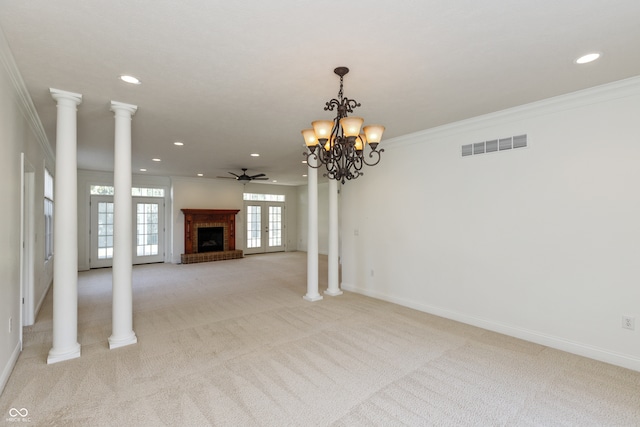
<box><xmin>341</xmin><ymin>77</ymin><xmax>640</xmax><ymax>371</ymax></box>
<box><xmin>171</xmin><ymin>177</ymin><xmax>298</xmax><ymax>263</ymax></box>
<box><xmin>0</xmin><ymin>27</ymin><xmax>54</xmax><ymax>394</ymax></box>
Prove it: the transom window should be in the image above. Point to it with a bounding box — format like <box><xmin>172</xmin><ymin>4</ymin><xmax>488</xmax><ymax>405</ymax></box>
<box><xmin>90</xmin><ymin>185</ymin><xmax>165</xmax><ymax>197</ymax></box>
<box><xmin>243</xmin><ymin>193</ymin><xmax>285</xmax><ymax>202</ymax></box>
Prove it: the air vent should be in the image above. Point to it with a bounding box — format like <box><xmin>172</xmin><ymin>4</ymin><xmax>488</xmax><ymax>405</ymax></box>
<box><xmin>499</xmin><ymin>138</ymin><xmax>512</xmax><ymax>151</ymax></box>
<box><xmin>513</xmin><ymin>134</ymin><xmax>527</xmax><ymax>149</ymax></box>
<box><xmin>461</xmin><ymin>134</ymin><xmax>527</xmax><ymax>158</ymax></box>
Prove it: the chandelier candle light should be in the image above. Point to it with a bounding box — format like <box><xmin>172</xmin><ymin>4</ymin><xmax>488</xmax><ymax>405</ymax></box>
<box><xmin>301</xmin><ymin>67</ymin><xmax>385</xmax><ymax>184</ymax></box>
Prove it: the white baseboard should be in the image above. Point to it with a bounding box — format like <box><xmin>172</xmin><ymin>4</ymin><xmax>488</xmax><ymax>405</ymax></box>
<box><xmin>341</xmin><ymin>282</ymin><xmax>640</xmax><ymax>372</ymax></box>
<box><xmin>0</xmin><ymin>341</ymin><xmax>21</xmax><ymax>397</ymax></box>
<box><xmin>34</xmin><ymin>278</ymin><xmax>52</xmax><ymax>323</ymax></box>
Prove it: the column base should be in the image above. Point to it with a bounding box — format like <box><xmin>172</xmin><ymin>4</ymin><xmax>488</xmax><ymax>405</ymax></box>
<box><xmin>324</xmin><ymin>289</ymin><xmax>343</xmax><ymax>297</ymax></box>
<box><xmin>47</xmin><ymin>343</ymin><xmax>81</xmax><ymax>364</ymax></box>
<box><xmin>303</xmin><ymin>294</ymin><xmax>323</xmax><ymax>302</ymax></box>
<box><xmin>108</xmin><ymin>332</ymin><xmax>137</xmax><ymax>349</ymax></box>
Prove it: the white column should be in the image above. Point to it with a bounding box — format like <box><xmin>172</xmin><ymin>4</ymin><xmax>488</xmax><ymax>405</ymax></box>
<box><xmin>108</xmin><ymin>101</ymin><xmax>138</xmax><ymax>349</ymax></box>
<box><xmin>47</xmin><ymin>88</ymin><xmax>82</xmax><ymax>364</ymax></box>
<box><xmin>304</xmin><ymin>157</ymin><xmax>322</xmax><ymax>302</ymax></box>
<box><xmin>325</xmin><ymin>178</ymin><xmax>342</xmax><ymax>296</ymax></box>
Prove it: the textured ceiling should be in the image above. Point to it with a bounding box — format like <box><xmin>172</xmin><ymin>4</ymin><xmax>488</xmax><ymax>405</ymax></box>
<box><xmin>1</xmin><ymin>0</ymin><xmax>639</xmax><ymax>185</ymax></box>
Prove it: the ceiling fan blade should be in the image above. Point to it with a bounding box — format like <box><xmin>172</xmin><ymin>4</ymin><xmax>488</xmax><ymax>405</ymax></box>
<box><xmin>216</xmin><ymin>176</ymin><xmax>236</xmax><ymax>179</ymax></box>
<box><xmin>249</xmin><ymin>173</ymin><xmax>265</xmax><ymax>178</ymax></box>
<box><xmin>253</xmin><ymin>177</ymin><xmax>269</xmax><ymax>180</ymax></box>
<box><xmin>228</xmin><ymin>172</ymin><xmax>240</xmax><ymax>177</ymax></box>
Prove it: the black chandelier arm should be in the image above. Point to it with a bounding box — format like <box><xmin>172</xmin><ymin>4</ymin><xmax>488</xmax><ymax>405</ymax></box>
<box><xmin>303</xmin><ymin>150</ymin><xmax>324</xmax><ymax>169</ymax></box>
<box><xmin>324</xmin><ymin>98</ymin><xmax>341</xmax><ymax>112</ymax></box>
<box><xmin>361</xmin><ymin>147</ymin><xmax>384</xmax><ymax>167</ymax></box>
<box><xmin>324</xmin><ymin>97</ymin><xmax>361</xmax><ymax>117</ymax></box>
<box><xmin>343</xmin><ymin>150</ymin><xmax>363</xmax><ymax>171</ymax></box>
<box><xmin>343</xmin><ymin>98</ymin><xmax>361</xmax><ymax>114</ymax></box>
<box><xmin>348</xmin><ymin>170</ymin><xmax>363</xmax><ymax>180</ymax></box>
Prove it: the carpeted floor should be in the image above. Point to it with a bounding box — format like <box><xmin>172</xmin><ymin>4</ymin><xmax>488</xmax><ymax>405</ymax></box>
<box><xmin>2</xmin><ymin>252</ymin><xmax>639</xmax><ymax>426</ymax></box>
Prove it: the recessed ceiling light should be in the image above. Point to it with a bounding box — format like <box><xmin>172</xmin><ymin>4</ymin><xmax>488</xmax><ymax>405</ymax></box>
<box><xmin>251</xmin><ymin>153</ymin><xmax>260</xmax><ymax>157</ymax></box>
<box><xmin>302</xmin><ymin>160</ymin><xmax>307</xmax><ymax>164</ymax></box>
<box><xmin>140</xmin><ymin>168</ymin><xmax>147</xmax><ymax>172</ymax></box>
<box><xmin>152</xmin><ymin>158</ymin><xmax>161</xmax><ymax>162</ymax></box>
<box><xmin>303</xmin><ymin>174</ymin><xmax>308</xmax><ymax>177</ymax></box>
<box><xmin>174</xmin><ymin>141</ymin><xmax>184</xmax><ymax>146</ymax></box>
<box><xmin>119</xmin><ymin>75</ymin><xmax>141</xmax><ymax>84</ymax></box>
<box><xmin>272</xmin><ymin>180</ymin><xmax>277</xmax><ymax>183</ymax></box>
<box><xmin>197</xmin><ymin>173</ymin><xmax>204</xmax><ymax>177</ymax></box>
<box><xmin>575</xmin><ymin>53</ymin><xmax>601</xmax><ymax>64</ymax></box>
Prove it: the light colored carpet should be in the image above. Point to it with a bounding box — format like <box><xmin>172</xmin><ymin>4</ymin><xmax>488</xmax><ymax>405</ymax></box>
<box><xmin>2</xmin><ymin>252</ymin><xmax>639</xmax><ymax>426</ymax></box>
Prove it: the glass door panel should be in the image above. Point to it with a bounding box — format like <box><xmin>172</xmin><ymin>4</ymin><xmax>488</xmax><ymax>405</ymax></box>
<box><xmin>90</xmin><ymin>196</ymin><xmax>115</xmax><ymax>268</ymax></box>
<box><xmin>133</xmin><ymin>198</ymin><xmax>164</xmax><ymax>264</ymax></box>
<box><xmin>245</xmin><ymin>204</ymin><xmax>263</xmax><ymax>254</ymax></box>
<box><xmin>266</xmin><ymin>205</ymin><xmax>284</xmax><ymax>252</ymax></box>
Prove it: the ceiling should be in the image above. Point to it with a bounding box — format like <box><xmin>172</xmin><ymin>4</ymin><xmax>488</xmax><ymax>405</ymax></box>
<box><xmin>1</xmin><ymin>1</ymin><xmax>639</xmax><ymax>185</ymax></box>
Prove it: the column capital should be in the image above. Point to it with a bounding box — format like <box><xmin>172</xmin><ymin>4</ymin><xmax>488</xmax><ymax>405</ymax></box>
<box><xmin>50</xmin><ymin>88</ymin><xmax>82</xmax><ymax>105</ymax></box>
<box><xmin>110</xmin><ymin>101</ymin><xmax>138</xmax><ymax>116</ymax></box>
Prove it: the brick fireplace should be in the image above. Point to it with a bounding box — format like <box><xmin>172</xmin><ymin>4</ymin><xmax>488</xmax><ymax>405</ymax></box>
<box><xmin>180</xmin><ymin>209</ymin><xmax>243</xmax><ymax>264</ymax></box>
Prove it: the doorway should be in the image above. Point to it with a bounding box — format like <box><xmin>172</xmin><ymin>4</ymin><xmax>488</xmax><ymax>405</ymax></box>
<box><xmin>244</xmin><ymin>201</ymin><xmax>285</xmax><ymax>254</ymax></box>
<box><xmin>90</xmin><ymin>195</ymin><xmax>165</xmax><ymax>268</ymax></box>
<box><xmin>20</xmin><ymin>154</ymin><xmax>35</xmax><ymax>331</ymax></box>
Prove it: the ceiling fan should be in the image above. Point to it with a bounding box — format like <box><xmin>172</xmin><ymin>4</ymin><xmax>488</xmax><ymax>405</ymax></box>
<box><xmin>217</xmin><ymin>168</ymin><xmax>269</xmax><ymax>182</ymax></box>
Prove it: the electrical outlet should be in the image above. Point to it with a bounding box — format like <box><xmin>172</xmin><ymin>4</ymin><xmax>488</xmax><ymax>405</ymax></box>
<box><xmin>622</xmin><ymin>316</ymin><xmax>635</xmax><ymax>330</ymax></box>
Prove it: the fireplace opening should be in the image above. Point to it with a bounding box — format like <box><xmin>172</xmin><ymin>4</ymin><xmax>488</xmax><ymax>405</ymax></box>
<box><xmin>197</xmin><ymin>227</ymin><xmax>224</xmax><ymax>253</ymax></box>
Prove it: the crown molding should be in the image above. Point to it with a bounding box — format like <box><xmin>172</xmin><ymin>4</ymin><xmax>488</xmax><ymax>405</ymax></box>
<box><xmin>0</xmin><ymin>25</ymin><xmax>54</xmax><ymax>162</ymax></box>
<box><xmin>385</xmin><ymin>75</ymin><xmax>640</xmax><ymax>150</ymax></box>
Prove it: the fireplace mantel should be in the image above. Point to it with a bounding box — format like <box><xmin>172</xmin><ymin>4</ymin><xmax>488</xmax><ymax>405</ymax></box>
<box><xmin>181</xmin><ymin>209</ymin><xmax>242</xmax><ymax>263</ymax></box>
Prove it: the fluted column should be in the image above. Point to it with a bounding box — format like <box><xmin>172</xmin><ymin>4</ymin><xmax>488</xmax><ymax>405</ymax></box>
<box><xmin>48</xmin><ymin>88</ymin><xmax>82</xmax><ymax>364</ymax></box>
<box><xmin>108</xmin><ymin>101</ymin><xmax>138</xmax><ymax>349</ymax></box>
<box><xmin>304</xmin><ymin>157</ymin><xmax>322</xmax><ymax>302</ymax></box>
<box><xmin>325</xmin><ymin>178</ymin><xmax>342</xmax><ymax>296</ymax></box>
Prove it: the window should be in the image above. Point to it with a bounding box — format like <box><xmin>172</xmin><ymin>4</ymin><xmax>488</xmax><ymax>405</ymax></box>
<box><xmin>44</xmin><ymin>168</ymin><xmax>54</xmax><ymax>260</ymax></box>
<box><xmin>243</xmin><ymin>193</ymin><xmax>285</xmax><ymax>202</ymax></box>
<box><xmin>90</xmin><ymin>185</ymin><xmax>165</xmax><ymax>197</ymax></box>
<box><xmin>90</xmin><ymin>185</ymin><xmax>114</xmax><ymax>195</ymax></box>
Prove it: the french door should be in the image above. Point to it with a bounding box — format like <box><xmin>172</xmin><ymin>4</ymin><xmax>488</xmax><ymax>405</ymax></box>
<box><xmin>244</xmin><ymin>201</ymin><xmax>285</xmax><ymax>254</ymax></box>
<box><xmin>90</xmin><ymin>196</ymin><xmax>165</xmax><ymax>268</ymax></box>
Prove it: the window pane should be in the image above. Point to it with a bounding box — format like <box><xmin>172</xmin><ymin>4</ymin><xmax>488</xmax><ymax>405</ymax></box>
<box><xmin>243</xmin><ymin>193</ymin><xmax>285</xmax><ymax>202</ymax></box>
<box><xmin>246</xmin><ymin>205</ymin><xmax>261</xmax><ymax>248</ymax></box>
<box><xmin>269</xmin><ymin>206</ymin><xmax>282</xmax><ymax>247</ymax></box>
<box><xmin>97</xmin><ymin>202</ymin><xmax>114</xmax><ymax>259</ymax></box>
<box><xmin>91</xmin><ymin>186</ymin><xmax>164</xmax><ymax>197</ymax></box>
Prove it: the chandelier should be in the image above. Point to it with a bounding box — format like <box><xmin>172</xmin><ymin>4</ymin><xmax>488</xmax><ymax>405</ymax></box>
<box><xmin>301</xmin><ymin>67</ymin><xmax>385</xmax><ymax>184</ymax></box>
